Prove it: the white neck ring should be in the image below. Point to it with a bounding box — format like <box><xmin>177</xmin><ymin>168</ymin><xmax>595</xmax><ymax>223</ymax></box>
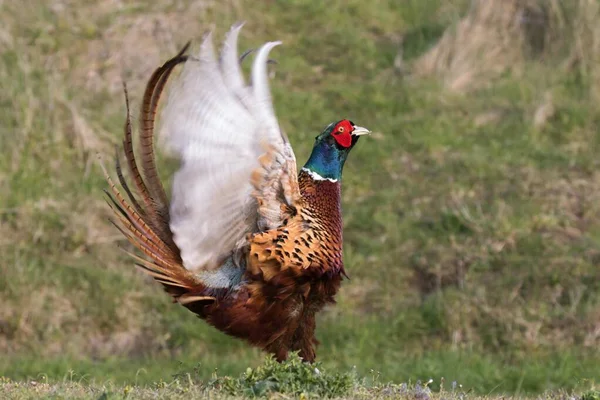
<box><xmin>301</xmin><ymin>167</ymin><xmax>338</xmax><ymax>183</ymax></box>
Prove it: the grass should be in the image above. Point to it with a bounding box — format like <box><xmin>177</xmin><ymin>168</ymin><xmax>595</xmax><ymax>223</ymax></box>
<box><xmin>0</xmin><ymin>354</ymin><xmax>596</xmax><ymax>399</ymax></box>
<box><xmin>1</xmin><ymin>0</ymin><xmax>600</xmax><ymax>397</ymax></box>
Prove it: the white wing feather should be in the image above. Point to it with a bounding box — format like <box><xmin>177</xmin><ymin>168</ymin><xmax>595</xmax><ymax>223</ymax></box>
<box><xmin>159</xmin><ymin>25</ymin><xmax>295</xmax><ymax>272</ymax></box>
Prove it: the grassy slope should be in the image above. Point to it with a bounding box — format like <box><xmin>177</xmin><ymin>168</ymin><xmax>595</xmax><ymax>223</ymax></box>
<box><xmin>0</xmin><ymin>0</ymin><xmax>599</xmax><ymax>396</ymax></box>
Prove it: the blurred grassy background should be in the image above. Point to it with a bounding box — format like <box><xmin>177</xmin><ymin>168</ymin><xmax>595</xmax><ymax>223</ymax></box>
<box><xmin>1</xmin><ymin>0</ymin><xmax>599</xmax><ymax>395</ymax></box>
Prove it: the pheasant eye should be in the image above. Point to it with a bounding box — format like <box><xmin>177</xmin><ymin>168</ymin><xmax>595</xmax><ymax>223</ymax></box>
<box><xmin>338</xmin><ymin>127</ymin><xmax>344</xmax><ymax>133</ymax></box>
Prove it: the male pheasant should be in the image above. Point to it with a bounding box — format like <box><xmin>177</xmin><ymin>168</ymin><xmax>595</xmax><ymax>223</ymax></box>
<box><xmin>104</xmin><ymin>24</ymin><xmax>369</xmax><ymax>363</ymax></box>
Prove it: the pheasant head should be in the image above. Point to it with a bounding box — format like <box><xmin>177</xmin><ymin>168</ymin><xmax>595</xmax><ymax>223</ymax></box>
<box><xmin>302</xmin><ymin>119</ymin><xmax>370</xmax><ymax>181</ymax></box>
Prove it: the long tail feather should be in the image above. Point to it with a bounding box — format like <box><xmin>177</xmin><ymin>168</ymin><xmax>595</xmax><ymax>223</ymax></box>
<box><xmin>102</xmin><ymin>44</ymin><xmax>215</xmax><ymax>305</ymax></box>
<box><xmin>121</xmin><ymin>83</ymin><xmax>157</xmax><ymax>224</ymax></box>
<box><xmin>114</xmin><ymin>145</ymin><xmax>144</xmax><ymax>218</ymax></box>
<box><xmin>120</xmin><ymin>45</ymin><xmax>189</xmax><ymax>255</ymax></box>
<box><xmin>138</xmin><ymin>43</ymin><xmax>190</xmax><ymax>223</ymax></box>
<box><xmin>102</xmin><ymin>167</ymin><xmax>168</xmax><ymax>257</ymax></box>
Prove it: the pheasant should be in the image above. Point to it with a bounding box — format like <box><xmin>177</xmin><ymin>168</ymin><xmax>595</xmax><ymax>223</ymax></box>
<box><xmin>104</xmin><ymin>24</ymin><xmax>369</xmax><ymax>363</ymax></box>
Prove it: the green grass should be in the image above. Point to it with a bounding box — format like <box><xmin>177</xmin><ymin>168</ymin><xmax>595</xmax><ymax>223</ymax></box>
<box><xmin>0</xmin><ymin>354</ymin><xmax>596</xmax><ymax>399</ymax></box>
<box><xmin>1</xmin><ymin>349</ymin><xmax>598</xmax><ymax>394</ymax></box>
<box><xmin>1</xmin><ymin>0</ymin><xmax>600</xmax><ymax>397</ymax></box>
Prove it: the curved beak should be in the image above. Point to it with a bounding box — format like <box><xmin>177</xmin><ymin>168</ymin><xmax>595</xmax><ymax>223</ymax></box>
<box><xmin>351</xmin><ymin>126</ymin><xmax>370</xmax><ymax>136</ymax></box>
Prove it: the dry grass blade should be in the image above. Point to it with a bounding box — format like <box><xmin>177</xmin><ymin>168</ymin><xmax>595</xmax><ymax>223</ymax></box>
<box><xmin>413</xmin><ymin>0</ymin><xmax>561</xmax><ymax>92</ymax></box>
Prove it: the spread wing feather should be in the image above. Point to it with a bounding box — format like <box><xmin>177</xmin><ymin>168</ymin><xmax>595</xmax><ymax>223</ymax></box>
<box><xmin>159</xmin><ymin>24</ymin><xmax>299</xmax><ymax>272</ymax></box>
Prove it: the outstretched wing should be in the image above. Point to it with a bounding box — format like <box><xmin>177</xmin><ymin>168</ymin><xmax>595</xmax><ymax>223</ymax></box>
<box><xmin>159</xmin><ymin>24</ymin><xmax>300</xmax><ymax>273</ymax></box>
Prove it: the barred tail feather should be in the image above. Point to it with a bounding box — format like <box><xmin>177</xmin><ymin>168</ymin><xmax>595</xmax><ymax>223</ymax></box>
<box><xmin>138</xmin><ymin>42</ymin><xmax>190</xmax><ymax>222</ymax></box>
<box><xmin>114</xmin><ymin>145</ymin><xmax>144</xmax><ymax>218</ymax></box>
<box><xmin>102</xmin><ymin>44</ymin><xmax>216</xmax><ymax>307</ymax></box>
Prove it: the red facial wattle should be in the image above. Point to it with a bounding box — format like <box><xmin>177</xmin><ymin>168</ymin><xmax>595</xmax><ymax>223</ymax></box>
<box><xmin>332</xmin><ymin>120</ymin><xmax>354</xmax><ymax>148</ymax></box>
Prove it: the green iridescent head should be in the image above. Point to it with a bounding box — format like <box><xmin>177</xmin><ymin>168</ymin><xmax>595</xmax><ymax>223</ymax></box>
<box><xmin>302</xmin><ymin>119</ymin><xmax>370</xmax><ymax>181</ymax></box>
